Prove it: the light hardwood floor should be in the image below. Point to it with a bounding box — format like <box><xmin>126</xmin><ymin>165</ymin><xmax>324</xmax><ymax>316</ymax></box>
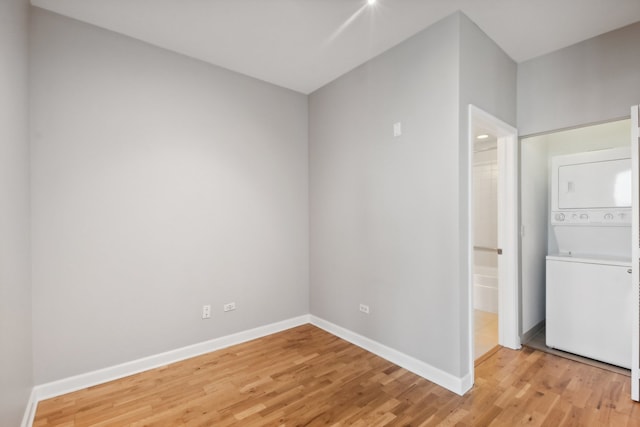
<box><xmin>34</xmin><ymin>324</ymin><xmax>640</xmax><ymax>426</ymax></box>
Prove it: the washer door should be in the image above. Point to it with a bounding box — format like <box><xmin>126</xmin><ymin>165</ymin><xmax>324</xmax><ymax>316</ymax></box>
<box><xmin>546</xmin><ymin>258</ymin><xmax>631</xmax><ymax>369</ymax></box>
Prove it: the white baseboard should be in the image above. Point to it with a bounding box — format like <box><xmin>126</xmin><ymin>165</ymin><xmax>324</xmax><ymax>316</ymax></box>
<box><xmin>20</xmin><ymin>388</ymin><xmax>38</xmax><ymax>427</ymax></box>
<box><xmin>309</xmin><ymin>315</ymin><xmax>471</xmax><ymax>396</ymax></box>
<box><xmin>522</xmin><ymin>319</ymin><xmax>545</xmax><ymax>345</ymax></box>
<box><xmin>23</xmin><ymin>313</ymin><xmax>472</xmax><ymax>426</ymax></box>
<box><xmin>26</xmin><ymin>314</ymin><xmax>310</xmax><ymax>422</ymax></box>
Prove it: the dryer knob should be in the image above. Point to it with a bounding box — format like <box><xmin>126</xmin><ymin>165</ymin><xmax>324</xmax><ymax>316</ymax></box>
<box><xmin>555</xmin><ymin>213</ymin><xmax>565</xmax><ymax>221</ymax></box>
<box><xmin>580</xmin><ymin>214</ymin><xmax>588</xmax><ymax>220</ymax></box>
<box><xmin>605</xmin><ymin>213</ymin><xmax>614</xmax><ymax>220</ymax></box>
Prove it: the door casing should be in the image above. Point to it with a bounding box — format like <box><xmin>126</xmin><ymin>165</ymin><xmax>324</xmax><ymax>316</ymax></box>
<box><xmin>631</xmin><ymin>105</ymin><xmax>639</xmax><ymax>401</ymax></box>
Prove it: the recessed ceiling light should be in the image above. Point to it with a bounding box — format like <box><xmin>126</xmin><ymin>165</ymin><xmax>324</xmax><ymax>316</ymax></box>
<box><xmin>367</xmin><ymin>0</ymin><xmax>376</xmax><ymax>5</ymax></box>
<box><xmin>476</xmin><ymin>134</ymin><xmax>489</xmax><ymax>140</ymax></box>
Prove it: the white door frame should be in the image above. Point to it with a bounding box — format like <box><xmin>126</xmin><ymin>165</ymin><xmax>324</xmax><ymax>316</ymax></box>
<box><xmin>467</xmin><ymin>105</ymin><xmax>520</xmax><ymax>380</ymax></box>
<box><xmin>631</xmin><ymin>104</ymin><xmax>639</xmax><ymax>401</ymax></box>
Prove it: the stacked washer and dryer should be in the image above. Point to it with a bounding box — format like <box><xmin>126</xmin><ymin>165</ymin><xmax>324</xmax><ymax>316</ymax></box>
<box><xmin>546</xmin><ymin>147</ymin><xmax>633</xmax><ymax>369</ymax></box>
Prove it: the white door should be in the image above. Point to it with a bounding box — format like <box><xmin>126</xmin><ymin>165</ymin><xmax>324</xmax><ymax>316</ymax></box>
<box><xmin>632</xmin><ymin>105</ymin><xmax>640</xmax><ymax>400</ymax></box>
<box><xmin>496</xmin><ymin>130</ymin><xmax>519</xmax><ymax>350</ymax></box>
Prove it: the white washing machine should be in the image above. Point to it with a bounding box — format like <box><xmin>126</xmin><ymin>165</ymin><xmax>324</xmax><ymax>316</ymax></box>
<box><xmin>546</xmin><ymin>255</ymin><xmax>631</xmax><ymax>368</ymax></box>
<box><xmin>546</xmin><ymin>147</ymin><xmax>632</xmax><ymax>369</ymax></box>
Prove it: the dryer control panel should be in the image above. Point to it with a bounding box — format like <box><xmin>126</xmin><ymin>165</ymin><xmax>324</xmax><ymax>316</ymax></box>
<box><xmin>551</xmin><ymin>209</ymin><xmax>631</xmax><ymax>226</ymax></box>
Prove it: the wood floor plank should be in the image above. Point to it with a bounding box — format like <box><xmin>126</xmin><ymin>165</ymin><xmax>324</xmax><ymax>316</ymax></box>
<box><xmin>33</xmin><ymin>324</ymin><xmax>640</xmax><ymax>426</ymax></box>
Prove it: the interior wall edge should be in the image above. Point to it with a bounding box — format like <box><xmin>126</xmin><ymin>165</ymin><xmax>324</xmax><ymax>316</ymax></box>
<box><xmin>0</xmin><ymin>0</ymin><xmax>33</xmax><ymax>425</ymax></box>
<box><xmin>19</xmin><ymin>390</ymin><xmax>37</xmax><ymax>427</ymax></box>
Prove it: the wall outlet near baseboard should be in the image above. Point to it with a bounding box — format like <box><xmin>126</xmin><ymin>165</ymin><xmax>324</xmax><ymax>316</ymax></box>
<box><xmin>223</xmin><ymin>302</ymin><xmax>236</xmax><ymax>312</ymax></box>
<box><xmin>359</xmin><ymin>304</ymin><xmax>370</xmax><ymax>314</ymax></box>
<box><xmin>202</xmin><ymin>305</ymin><xmax>211</xmax><ymax>319</ymax></box>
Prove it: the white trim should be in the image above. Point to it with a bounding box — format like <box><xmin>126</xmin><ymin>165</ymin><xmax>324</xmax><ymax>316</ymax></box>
<box><xmin>631</xmin><ymin>104</ymin><xmax>639</xmax><ymax>401</ymax></box>
<box><xmin>467</xmin><ymin>105</ymin><xmax>520</xmax><ymax>387</ymax></box>
<box><xmin>26</xmin><ymin>315</ymin><xmax>309</xmax><ymax>415</ymax></box>
<box><xmin>20</xmin><ymin>389</ymin><xmax>38</xmax><ymax>427</ymax></box>
<box><xmin>467</xmin><ymin>106</ymin><xmax>475</xmax><ymax>388</ymax></box>
<box><xmin>310</xmin><ymin>315</ymin><xmax>471</xmax><ymax>396</ymax></box>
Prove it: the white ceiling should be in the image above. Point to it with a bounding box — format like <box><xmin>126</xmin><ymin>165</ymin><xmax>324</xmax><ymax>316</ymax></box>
<box><xmin>31</xmin><ymin>0</ymin><xmax>640</xmax><ymax>94</ymax></box>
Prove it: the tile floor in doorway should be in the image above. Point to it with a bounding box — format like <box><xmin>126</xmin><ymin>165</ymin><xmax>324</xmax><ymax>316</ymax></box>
<box><xmin>474</xmin><ymin>309</ymin><xmax>498</xmax><ymax>359</ymax></box>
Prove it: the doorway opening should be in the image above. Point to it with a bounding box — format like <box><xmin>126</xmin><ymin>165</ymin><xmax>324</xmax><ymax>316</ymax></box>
<box><xmin>520</xmin><ymin>117</ymin><xmax>635</xmax><ymax>389</ymax></box>
<box><xmin>472</xmin><ymin>130</ymin><xmax>499</xmax><ymax>359</ymax></box>
<box><xmin>520</xmin><ymin>119</ymin><xmax>632</xmax><ymax>342</ymax></box>
<box><xmin>467</xmin><ymin>105</ymin><xmax>520</xmax><ymax>380</ymax></box>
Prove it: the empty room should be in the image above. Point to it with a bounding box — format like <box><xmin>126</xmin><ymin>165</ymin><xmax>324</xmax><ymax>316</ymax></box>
<box><xmin>2</xmin><ymin>0</ymin><xmax>640</xmax><ymax>425</ymax></box>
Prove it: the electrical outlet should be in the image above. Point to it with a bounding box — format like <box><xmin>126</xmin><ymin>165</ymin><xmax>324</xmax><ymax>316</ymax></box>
<box><xmin>202</xmin><ymin>305</ymin><xmax>211</xmax><ymax>319</ymax></box>
<box><xmin>223</xmin><ymin>302</ymin><xmax>236</xmax><ymax>312</ymax></box>
<box><xmin>359</xmin><ymin>304</ymin><xmax>370</xmax><ymax>314</ymax></box>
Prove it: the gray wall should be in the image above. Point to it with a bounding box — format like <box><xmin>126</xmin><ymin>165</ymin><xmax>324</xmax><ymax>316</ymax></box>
<box><xmin>459</xmin><ymin>15</ymin><xmax>517</xmax><ymax>128</ymax></box>
<box><xmin>0</xmin><ymin>0</ymin><xmax>33</xmax><ymax>425</ymax></box>
<box><xmin>518</xmin><ymin>21</ymin><xmax>640</xmax><ymax>136</ymax></box>
<box><xmin>23</xmin><ymin>0</ymin><xmax>633</xmax><ymax>401</ymax></box>
<box><xmin>520</xmin><ymin>138</ymin><xmax>548</xmax><ymax>336</ymax></box>
<box><xmin>458</xmin><ymin>14</ymin><xmax>517</xmax><ymax>372</ymax></box>
<box><xmin>309</xmin><ymin>12</ymin><xmax>516</xmax><ymax>378</ymax></box>
<box><xmin>518</xmin><ymin>21</ymin><xmax>640</xmax><ymax>339</ymax></box>
<box><xmin>30</xmin><ymin>8</ymin><xmax>309</xmax><ymax>384</ymax></box>
<box><xmin>310</xmin><ymin>14</ymin><xmax>462</xmax><ymax>376</ymax></box>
